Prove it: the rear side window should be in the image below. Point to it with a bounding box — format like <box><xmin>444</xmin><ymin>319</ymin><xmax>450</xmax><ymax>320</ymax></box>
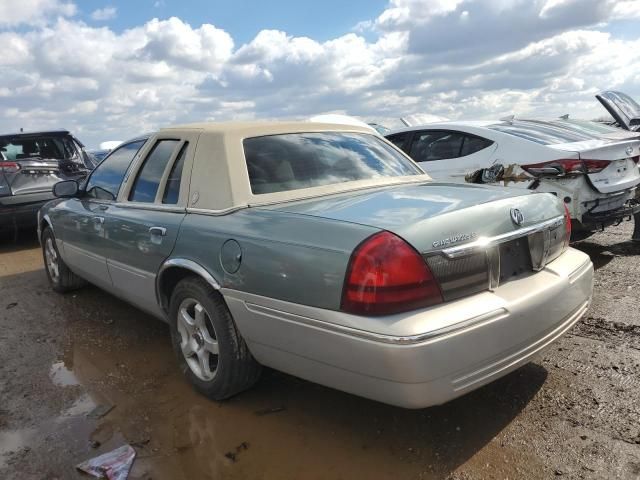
<box><xmin>85</xmin><ymin>139</ymin><xmax>146</xmax><ymax>201</ymax></box>
<box><xmin>386</xmin><ymin>133</ymin><xmax>409</xmax><ymax>151</ymax></box>
<box><xmin>460</xmin><ymin>135</ymin><xmax>494</xmax><ymax>157</ymax></box>
<box><xmin>129</xmin><ymin>140</ymin><xmax>179</xmax><ymax>203</ymax></box>
<box><xmin>162</xmin><ymin>142</ymin><xmax>188</xmax><ymax>204</ymax></box>
<box><xmin>409</xmin><ymin>131</ymin><xmax>465</xmax><ymax>162</ymax></box>
<box><xmin>243</xmin><ymin>132</ymin><xmax>421</xmax><ymax>195</ymax></box>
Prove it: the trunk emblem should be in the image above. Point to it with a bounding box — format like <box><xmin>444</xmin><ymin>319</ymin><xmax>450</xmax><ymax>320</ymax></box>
<box><xmin>510</xmin><ymin>208</ymin><xmax>524</xmax><ymax>226</ymax></box>
<box><xmin>626</xmin><ymin>146</ymin><xmax>634</xmax><ymax>155</ymax></box>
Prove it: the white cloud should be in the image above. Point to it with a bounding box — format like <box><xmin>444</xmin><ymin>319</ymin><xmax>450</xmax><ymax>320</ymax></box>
<box><xmin>0</xmin><ymin>0</ymin><xmax>75</xmax><ymax>27</ymax></box>
<box><xmin>0</xmin><ymin>0</ymin><xmax>639</xmax><ymax>146</ymax></box>
<box><xmin>90</xmin><ymin>6</ymin><xmax>117</xmax><ymax>21</ymax></box>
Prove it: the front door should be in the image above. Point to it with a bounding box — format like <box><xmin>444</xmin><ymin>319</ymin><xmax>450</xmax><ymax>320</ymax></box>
<box><xmin>103</xmin><ymin>133</ymin><xmax>197</xmax><ymax>318</ymax></box>
<box><xmin>57</xmin><ymin>137</ymin><xmax>149</xmax><ymax>290</ymax></box>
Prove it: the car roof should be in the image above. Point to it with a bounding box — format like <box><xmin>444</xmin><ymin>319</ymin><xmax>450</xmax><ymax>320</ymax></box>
<box><xmin>163</xmin><ymin>120</ymin><xmax>374</xmax><ymax>136</ymax></box>
<box><xmin>386</xmin><ymin>120</ymin><xmax>501</xmax><ymax>135</ymax></box>
<box><xmin>0</xmin><ymin>129</ymin><xmax>71</xmax><ymax>138</ymax></box>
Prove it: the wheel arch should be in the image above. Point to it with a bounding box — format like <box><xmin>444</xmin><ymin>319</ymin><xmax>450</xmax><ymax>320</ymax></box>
<box><xmin>156</xmin><ymin>259</ymin><xmax>222</xmax><ymax>313</ymax></box>
<box><xmin>38</xmin><ymin>213</ymin><xmax>54</xmax><ymax>243</ymax></box>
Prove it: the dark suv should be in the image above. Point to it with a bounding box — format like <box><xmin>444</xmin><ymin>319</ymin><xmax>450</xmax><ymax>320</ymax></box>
<box><xmin>0</xmin><ymin>130</ymin><xmax>95</xmax><ymax>233</ymax></box>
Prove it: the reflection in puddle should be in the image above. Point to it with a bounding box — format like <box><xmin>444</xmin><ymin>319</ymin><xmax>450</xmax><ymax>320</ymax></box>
<box><xmin>60</xmin><ymin>394</ymin><xmax>97</xmax><ymax>418</ymax></box>
<box><xmin>49</xmin><ymin>361</ymin><xmax>80</xmax><ymax>387</ymax></box>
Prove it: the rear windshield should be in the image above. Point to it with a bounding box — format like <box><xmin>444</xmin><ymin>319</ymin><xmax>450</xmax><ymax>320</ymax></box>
<box><xmin>552</xmin><ymin>119</ymin><xmax>624</xmax><ymax>136</ymax></box>
<box><xmin>488</xmin><ymin>121</ymin><xmax>593</xmax><ymax>145</ymax></box>
<box><xmin>243</xmin><ymin>132</ymin><xmax>422</xmax><ymax>195</ymax></box>
<box><xmin>0</xmin><ymin>135</ymin><xmax>78</xmax><ymax>161</ymax></box>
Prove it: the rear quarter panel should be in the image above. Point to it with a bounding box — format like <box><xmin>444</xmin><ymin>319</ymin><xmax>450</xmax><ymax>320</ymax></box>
<box><xmin>172</xmin><ymin>209</ymin><xmax>379</xmax><ymax>310</ymax></box>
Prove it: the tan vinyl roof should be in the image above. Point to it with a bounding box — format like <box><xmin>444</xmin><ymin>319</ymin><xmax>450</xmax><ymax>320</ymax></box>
<box><xmin>156</xmin><ymin>121</ymin><xmax>429</xmax><ymax>213</ymax></box>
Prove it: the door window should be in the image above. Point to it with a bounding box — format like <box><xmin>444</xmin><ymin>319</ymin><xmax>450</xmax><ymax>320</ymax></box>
<box><xmin>162</xmin><ymin>142</ymin><xmax>188</xmax><ymax>204</ymax></box>
<box><xmin>386</xmin><ymin>132</ymin><xmax>409</xmax><ymax>151</ymax></box>
<box><xmin>409</xmin><ymin>131</ymin><xmax>465</xmax><ymax>162</ymax></box>
<box><xmin>85</xmin><ymin>139</ymin><xmax>146</xmax><ymax>201</ymax></box>
<box><xmin>129</xmin><ymin>140</ymin><xmax>179</xmax><ymax>203</ymax></box>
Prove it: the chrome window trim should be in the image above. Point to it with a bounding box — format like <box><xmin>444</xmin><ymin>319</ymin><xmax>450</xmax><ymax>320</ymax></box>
<box><xmin>440</xmin><ymin>215</ymin><xmax>564</xmax><ymax>259</ymax></box>
<box><xmin>186</xmin><ymin>206</ymin><xmax>247</xmax><ymax>216</ymax></box>
<box><xmin>114</xmin><ymin>202</ymin><xmax>185</xmax><ymax>213</ymax></box>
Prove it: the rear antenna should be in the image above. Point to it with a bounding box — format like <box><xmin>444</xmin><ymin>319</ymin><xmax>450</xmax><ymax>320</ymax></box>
<box><xmin>20</xmin><ymin>127</ymin><xmax>23</xmax><ymax>132</ymax></box>
<box><xmin>559</xmin><ymin>114</ymin><xmax>569</xmax><ymax>119</ymax></box>
<box><xmin>499</xmin><ymin>115</ymin><xmax>515</xmax><ymax>124</ymax></box>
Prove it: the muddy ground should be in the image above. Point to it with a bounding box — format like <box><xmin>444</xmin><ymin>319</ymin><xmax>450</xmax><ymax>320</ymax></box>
<box><xmin>0</xmin><ymin>224</ymin><xmax>639</xmax><ymax>480</ymax></box>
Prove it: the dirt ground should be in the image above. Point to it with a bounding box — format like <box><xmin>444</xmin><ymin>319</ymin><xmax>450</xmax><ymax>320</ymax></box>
<box><xmin>0</xmin><ymin>224</ymin><xmax>639</xmax><ymax>480</ymax></box>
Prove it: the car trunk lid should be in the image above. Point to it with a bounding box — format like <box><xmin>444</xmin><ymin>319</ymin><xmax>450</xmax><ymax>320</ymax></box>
<box><xmin>548</xmin><ymin>138</ymin><xmax>640</xmax><ymax>194</ymax></box>
<box><xmin>596</xmin><ymin>90</ymin><xmax>640</xmax><ymax>132</ymax></box>
<box><xmin>263</xmin><ymin>182</ymin><xmax>565</xmax><ymax>254</ymax></box>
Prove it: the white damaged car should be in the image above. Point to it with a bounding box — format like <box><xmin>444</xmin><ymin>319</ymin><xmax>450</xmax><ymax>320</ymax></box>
<box><xmin>386</xmin><ymin>119</ymin><xmax>640</xmax><ymax>240</ymax></box>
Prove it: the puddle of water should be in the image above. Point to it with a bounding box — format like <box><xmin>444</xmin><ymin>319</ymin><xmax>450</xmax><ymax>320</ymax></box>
<box><xmin>0</xmin><ymin>428</ymin><xmax>35</xmax><ymax>468</ymax></box>
<box><xmin>49</xmin><ymin>361</ymin><xmax>80</xmax><ymax>387</ymax></box>
<box><xmin>59</xmin><ymin>393</ymin><xmax>97</xmax><ymax>418</ymax></box>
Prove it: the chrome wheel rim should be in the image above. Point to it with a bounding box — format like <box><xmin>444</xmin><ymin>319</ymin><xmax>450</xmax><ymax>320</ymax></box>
<box><xmin>45</xmin><ymin>237</ymin><xmax>60</xmax><ymax>283</ymax></box>
<box><xmin>177</xmin><ymin>298</ymin><xmax>219</xmax><ymax>381</ymax></box>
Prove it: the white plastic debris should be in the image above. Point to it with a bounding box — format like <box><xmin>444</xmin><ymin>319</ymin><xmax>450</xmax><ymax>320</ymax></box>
<box><xmin>76</xmin><ymin>444</ymin><xmax>136</xmax><ymax>480</ymax></box>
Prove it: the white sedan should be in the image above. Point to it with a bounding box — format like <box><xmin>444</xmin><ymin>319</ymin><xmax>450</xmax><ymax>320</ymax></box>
<box><xmin>386</xmin><ymin>119</ymin><xmax>640</xmax><ymax>239</ymax></box>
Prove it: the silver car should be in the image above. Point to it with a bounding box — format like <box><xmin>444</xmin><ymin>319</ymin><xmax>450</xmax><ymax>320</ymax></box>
<box><xmin>38</xmin><ymin>121</ymin><xmax>594</xmax><ymax>408</ymax></box>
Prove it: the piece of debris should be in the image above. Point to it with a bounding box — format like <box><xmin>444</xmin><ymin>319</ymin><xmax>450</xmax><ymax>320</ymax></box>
<box><xmin>254</xmin><ymin>406</ymin><xmax>286</xmax><ymax>416</ymax></box>
<box><xmin>87</xmin><ymin>404</ymin><xmax>115</xmax><ymax>419</ymax></box>
<box><xmin>224</xmin><ymin>442</ymin><xmax>249</xmax><ymax>463</ymax></box>
<box><xmin>103</xmin><ymin>318</ymin><xmax>114</xmax><ymax>325</ymax></box>
<box><xmin>90</xmin><ymin>440</ymin><xmax>101</xmax><ymax>449</ymax></box>
<box><xmin>76</xmin><ymin>444</ymin><xmax>136</xmax><ymax>480</ymax></box>
<box><xmin>6</xmin><ymin>302</ymin><xmax>17</xmax><ymax>309</ymax></box>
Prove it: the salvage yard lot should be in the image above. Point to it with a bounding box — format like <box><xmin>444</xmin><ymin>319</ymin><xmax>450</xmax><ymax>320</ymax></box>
<box><xmin>1</xmin><ymin>225</ymin><xmax>639</xmax><ymax>480</ymax></box>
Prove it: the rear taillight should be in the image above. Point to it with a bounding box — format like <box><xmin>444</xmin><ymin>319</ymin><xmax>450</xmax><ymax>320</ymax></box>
<box><xmin>341</xmin><ymin>231</ymin><xmax>443</xmax><ymax>316</ymax></box>
<box><xmin>522</xmin><ymin>158</ymin><xmax>610</xmax><ymax>175</ymax></box>
<box><xmin>0</xmin><ymin>162</ymin><xmax>20</xmax><ymax>174</ymax></box>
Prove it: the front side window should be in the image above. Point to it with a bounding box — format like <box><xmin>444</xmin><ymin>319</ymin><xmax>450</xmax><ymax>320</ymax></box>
<box><xmin>85</xmin><ymin>139</ymin><xmax>146</xmax><ymax>201</ymax></box>
<box><xmin>129</xmin><ymin>140</ymin><xmax>179</xmax><ymax>203</ymax></box>
<box><xmin>244</xmin><ymin>132</ymin><xmax>422</xmax><ymax>195</ymax></box>
<box><xmin>409</xmin><ymin>131</ymin><xmax>465</xmax><ymax>162</ymax></box>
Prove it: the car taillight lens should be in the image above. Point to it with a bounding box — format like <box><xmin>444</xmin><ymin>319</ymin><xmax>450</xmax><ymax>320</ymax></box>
<box><xmin>0</xmin><ymin>162</ymin><xmax>20</xmax><ymax>174</ymax></box>
<box><xmin>341</xmin><ymin>231</ymin><xmax>443</xmax><ymax>316</ymax></box>
<box><xmin>522</xmin><ymin>159</ymin><xmax>610</xmax><ymax>175</ymax></box>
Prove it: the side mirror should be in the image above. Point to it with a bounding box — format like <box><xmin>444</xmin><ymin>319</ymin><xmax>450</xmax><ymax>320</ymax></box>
<box><xmin>53</xmin><ymin>180</ymin><xmax>79</xmax><ymax>198</ymax></box>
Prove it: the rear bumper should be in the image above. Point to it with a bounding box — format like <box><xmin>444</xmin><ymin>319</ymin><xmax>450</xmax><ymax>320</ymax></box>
<box><xmin>0</xmin><ymin>193</ymin><xmax>53</xmax><ymax>229</ymax></box>
<box><xmin>223</xmin><ymin>248</ymin><xmax>594</xmax><ymax>408</ymax></box>
<box><xmin>577</xmin><ymin>198</ymin><xmax>640</xmax><ymax>231</ymax></box>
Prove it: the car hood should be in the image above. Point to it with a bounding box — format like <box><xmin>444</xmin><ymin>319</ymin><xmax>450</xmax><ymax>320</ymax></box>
<box><xmin>261</xmin><ymin>182</ymin><xmax>564</xmax><ymax>253</ymax></box>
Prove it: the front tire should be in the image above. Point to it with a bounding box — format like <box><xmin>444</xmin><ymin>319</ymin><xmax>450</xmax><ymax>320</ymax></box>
<box><xmin>42</xmin><ymin>227</ymin><xmax>86</xmax><ymax>293</ymax></box>
<box><xmin>169</xmin><ymin>277</ymin><xmax>262</xmax><ymax>400</ymax></box>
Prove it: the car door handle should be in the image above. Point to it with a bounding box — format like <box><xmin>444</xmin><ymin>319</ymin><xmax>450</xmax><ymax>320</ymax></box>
<box><xmin>149</xmin><ymin>226</ymin><xmax>167</xmax><ymax>237</ymax></box>
<box><xmin>97</xmin><ymin>204</ymin><xmax>109</xmax><ymax>211</ymax></box>
<box><xmin>93</xmin><ymin>216</ymin><xmax>105</xmax><ymax>225</ymax></box>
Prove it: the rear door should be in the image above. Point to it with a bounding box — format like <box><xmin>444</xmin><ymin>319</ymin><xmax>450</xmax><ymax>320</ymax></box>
<box><xmin>103</xmin><ymin>132</ymin><xmax>198</xmax><ymax>318</ymax></box>
<box><xmin>404</xmin><ymin>130</ymin><xmax>496</xmax><ymax>180</ymax></box>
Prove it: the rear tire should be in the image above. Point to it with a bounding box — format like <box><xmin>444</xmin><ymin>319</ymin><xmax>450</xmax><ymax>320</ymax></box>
<box><xmin>42</xmin><ymin>226</ymin><xmax>86</xmax><ymax>293</ymax></box>
<box><xmin>169</xmin><ymin>277</ymin><xmax>262</xmax><ymax>400</ymax></box>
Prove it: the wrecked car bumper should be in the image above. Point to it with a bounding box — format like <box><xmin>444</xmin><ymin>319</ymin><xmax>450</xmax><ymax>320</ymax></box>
<box><xmin>0</xmin><ymin>192</ymin><xmax>53</xmax><ymax>230</ymax></box>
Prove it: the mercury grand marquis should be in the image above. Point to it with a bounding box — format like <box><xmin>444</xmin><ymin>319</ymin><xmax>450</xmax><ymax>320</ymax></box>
<box><xmin>38</xmin><ymin>121</ymin><xmax>594</xmax><ymax>408</ymax></box>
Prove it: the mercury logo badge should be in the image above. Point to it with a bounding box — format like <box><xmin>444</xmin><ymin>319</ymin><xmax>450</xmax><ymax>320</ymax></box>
<box><xmin>626</xmin><ymin>146</ymin><xmax>634</xmax><ymax>156</ymax></box>
<box><xmin>510</xmin><ymin>208</ymin><xmax>524</xmax><ymax>226</ymax></box>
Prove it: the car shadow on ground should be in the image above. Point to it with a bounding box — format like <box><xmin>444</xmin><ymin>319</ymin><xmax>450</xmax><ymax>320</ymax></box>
<box><xmin>573</xmin><ymin>239</ymin><xmax>639</xmax><ymax>270</ymax></box>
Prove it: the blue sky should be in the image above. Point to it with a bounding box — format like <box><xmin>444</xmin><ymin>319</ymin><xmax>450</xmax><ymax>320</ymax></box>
<box><xmin>0</xmin><ymin>0</ymin><xmax>639</xmax><ymax>146</ymax></box>
<box><xmin>80</xmin><ymin>0</ymin><xmax>388</xmax><ymax>43</ymax></box>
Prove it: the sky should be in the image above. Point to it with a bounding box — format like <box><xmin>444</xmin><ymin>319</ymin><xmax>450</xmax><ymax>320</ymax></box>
<box><xmin>0</xmin><ymin>0</ymin><xmax>639</xmax><ymax>147</ymax></box>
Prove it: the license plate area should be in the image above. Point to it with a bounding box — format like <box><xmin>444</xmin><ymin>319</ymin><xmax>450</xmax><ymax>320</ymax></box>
<box><xmin>499</xmin><ymin>238</ymin><xmax>532</xmax><ymax>283</ymax></box>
